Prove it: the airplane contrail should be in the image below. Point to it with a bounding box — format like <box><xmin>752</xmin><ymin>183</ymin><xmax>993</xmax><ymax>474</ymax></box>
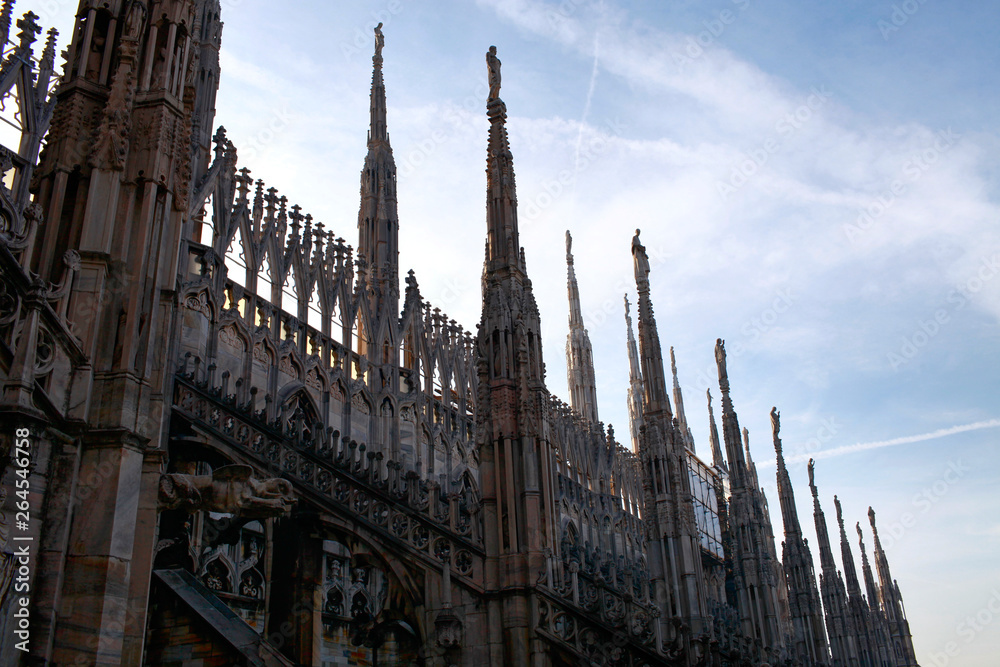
<box><xmin>759</xmin><ymin>418</ymin><xmax>1000</xmax><ymax>466</ymax></box>
<box><xmin>573</xmin><ymin>32</ymin><xmax>601</xmax><ymax>183</ymax></box>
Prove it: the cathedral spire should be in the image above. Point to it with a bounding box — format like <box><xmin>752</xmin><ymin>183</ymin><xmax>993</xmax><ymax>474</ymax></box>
<box><xmin>475</xmin><ymin>46</ymin><xmax>548</xmax><ymax>664</ymax></box>
<box><xmin>810</xmin><ymin>460</ymin><xmax>856</xmax><ymax>666</ymax></box>
<box><xmin>808</xmin><ymin>460</ymin><xmax>839</xmax><ymax>579</ymax></box>
<box><xmin>370</xmin><ymin>22</ymin><xmax>388</xmax><ymax>143</ymax></box>
<box><xmin>629</xmin><ymin>228</ymin><xmax>708</xmax><ymax>639</ymax></box>
<box><xmin>715</xmin><ymin>339</ymin><xmax>747</xmax><ymax>488</ymax></box>
<box><xmin>857</xmin><ymin>523</ymin><xmax>881</xmax><ymax>614</ymax></box>
<box><xmin>839</xmin><ymin>496</ymin><xmax>881</xmax><ymax>667</ymax></box>
<box><xmin>484</xmin><ymin>45</ymin><xmax>524</xmax><ymax>277</ymax></box>
<box><xmin>357</xmin><ymin>22</ymin><xmax>399</xmax><ymax>316</ymax></box>
<box><xmin>190</xmin><ymin>0</ymin><xmax>223</xmax><ymax>193</ymax></box>
<box><xmin>773</xmin><ymin>411</ymin><xmax>829</xmax><ymax>664</ymax></box>
<box><xmin>565</xmin><ymin>230</ymin><xmax>599</xmax><ymax>422</ymax></box>
<box><xmin>631</xmin><ymin>229</ymin><xmax>671</xmax><ymax>419</ymax></box>
<box><xmin>772</xmin><ymin>409</ymin><xmax>802</xmax><ymax>538</ymax></box>
<box><xmin>714</xmin><ymin>340</ymin><xmax>786</xmax><ymax>652</ymax></box>
<box><xmin>869</xmin><ymin>508</ymin><xmax>920</xmax><ymax>665</ymax></box>
<box><xmin>670</xmin><ymin>347</ymin><xmax>694</xmax><ymax>450</ymax></box>
<box><xmin>743</xmin><ymin>427</ymin><xmax>760</xmax><ymax>490</ymax></box>
<box><xmin>707</xmin><ymin>389</ymin><xmax>726</xmax><ymax>472</ymax></box>
<box><xmin>624</xmin><ymin>294</ymin><xmax>644</xmax><ymax>452</ymax></box>
<box><xmin>836</xmin><ymin>496</ymin><xmax>865</xmax><ymax>602</ymax></box>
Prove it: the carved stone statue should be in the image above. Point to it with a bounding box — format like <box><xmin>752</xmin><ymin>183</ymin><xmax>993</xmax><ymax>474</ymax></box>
<box><xmin>487</xmin><ymin>46</ymin><xmax>501</xmax><ymax>100</ymax></box>
<box><xmin>808</xmin><ymin>458</ymin><xmax>816</xmax><ymax>488</ymax></box>
<box><xmin>631</xmin><ymin>228</ymin><xmax>649</xmax><ymax>278</ymax></box>
<box><xmin>715</xmin><ymin>338</ymin><xmax>727</xmax><ymax>384</ymax></box>
<box><xmin>123</xmin><ymin>1</ymin><xmax>147</xmax><ymax>42</ymax></box>
<box><xmin>565</xmin><ymin>229</ymin><xmax>572</xmax><ymax>259</ymax></box>
<box><xmin>770</xmin><ymin>407</ymin><xmax>780</xmax><ymax>435</ymax></box>
<box><xmin>158</xmin><ymin>464</ymin><xmax>295</xmax><ymax>518</ymax></box>
<box><xmin>374</xmin><ymin>22</ymin><xmax>384</xmax><ymax>60</ymax></box>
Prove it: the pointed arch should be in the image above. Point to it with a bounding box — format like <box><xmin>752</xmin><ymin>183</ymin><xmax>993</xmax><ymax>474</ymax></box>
<box><xmin>353</xmin><ymin>307</ymin><xmax>369</xmax><ymax>357</ymax></box>
<box><xmin>307</xmin><ymin>280</ymin><xmax>323</xmax><ymax>331</ymax></box>
<box><xmin>282</xmin><ymin>264</ymin><xmax>299</xmax><ymax>316</ymax></box>
<box><xmin>194</xmin><ymin>192</ymin><xmax>216</xmax><ymax>245</ymax></box>
<box><xmin>432</xmin><ymin>360</ymin><xmax>446</xmax><ymax>400</ymax></box>
<box><xmin>258</xmin><ymin>251</ymin><xmax>275</xmax><ymax>301</ymax></box>
<box><xmin>380</xmin><ymin>396</ymin><xmax>394</xmax><ymax>417</ymax></box>
<box><xmin>400</xmin><ymin>327</ymin><xmax>416</xmax><ymax>370</ymax></box>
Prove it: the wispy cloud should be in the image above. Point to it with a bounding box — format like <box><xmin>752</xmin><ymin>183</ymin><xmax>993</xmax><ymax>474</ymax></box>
<box><xmin>761</xmin><ymin>419</ymin><xmax>1000</xmax><ymax>467</ymax></box>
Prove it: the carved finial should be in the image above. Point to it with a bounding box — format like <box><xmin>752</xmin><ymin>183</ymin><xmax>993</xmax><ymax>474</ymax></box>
<box><xmin>868</xmin><ymin>506</ymin><xmax>878</xmax><ymax>533</ymax></box>
<box><xmin>834</xmin><ymin>495</ymin><xmax>844</xmax><ymax>526</ymax></box>
<box><xmin>623</xmin><ymin>293</ymin><xmax>630</xmax><ymax>317</ymax></box>
<box><xmin>565</xmin><ymin>229</ymin><xmax>572</xmax><ymax>262</ymax></box>
<box><xmin>808</xmin><ymin>458</ymin><xmax>816</xmax><ymax>494</ymax></box>
<box><xmin>15</xmin><ymin>11</ymin><xmax>40</xmax><ymax>50</ymax></box>
<box><xmin>487</xmin><ymin>45</ymin><xmax>501</xmax><ymax>100</ymax></box>
<box><xmin>39</xmin><ymin>26</ymin><xmax>57</xmax><ymax>71</ymax></box>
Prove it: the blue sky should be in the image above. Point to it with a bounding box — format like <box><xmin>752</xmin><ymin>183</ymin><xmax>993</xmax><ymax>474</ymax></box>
<box><xmin>19</xmin><ymin>1</ymin><xmax>1000</xmax><ymax>664</ymax></box>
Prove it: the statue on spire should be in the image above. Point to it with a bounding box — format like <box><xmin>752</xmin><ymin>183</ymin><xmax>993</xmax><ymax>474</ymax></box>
<box><xmin>374</xmin><ymin>22</ymin><xmax>385</xmax><ymax>60</ymax></box>
<box><xmin>715</xmin><ymin>338</ymin><xmax>728</xmax><ymax>386</ymax></box>
<box><xmin>566</xmin><ymin>229</ymin><xmax>572</xmax><ymax>261</ymax></box>
<box><xmin>771</xmin><ymin>407</ymin><xmax>783</xmax><ymax>457</ymax></box>
<box><xmin>487</xmin><ymin>45</ymin><xmax>501</xmax><ymax>100</ymax></box>
<box><xmin>631</xmin><ymin>228</ymin><xmax>649</xmax><ymax>278</ymax></box>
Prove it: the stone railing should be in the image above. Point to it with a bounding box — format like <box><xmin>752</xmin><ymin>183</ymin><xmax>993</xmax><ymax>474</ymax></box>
<box><xmin>172</xmin><ymin>374</ymin><xmax>485</xmax><ymax>588</ymax></box>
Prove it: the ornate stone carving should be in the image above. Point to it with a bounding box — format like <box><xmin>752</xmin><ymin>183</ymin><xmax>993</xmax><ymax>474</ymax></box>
<box><xmin>486</xmin><ymin>46</ymin><xmax>501</xmax><ymax>100</ymax></box>
<box><xmin>219</xmin><ymin>324</ymin><xmax>244</xmax><ymax>351</ymax></box>
<box><xmin>351</xmin><ymin>392</ymin><xmax>370</xmax><ymax>414</ymax></box>
<box><xmin>185</xmin><ymin>290</ymin><xmax>212</xmax><ymax>318</ymax></box>
<box><xmin>435</xmin><ymin>609</ymin><xmax>463</xmax><ymax>649</ymax></box>
<box><xmin>158</xmin><ymin>464</ymin><xmax>295</xmax><ymax>518</ymax></box>
<box><xmin>278</xmin><ymin>354</ymin><xmax>299</xmax><ymax>379</ymax></box>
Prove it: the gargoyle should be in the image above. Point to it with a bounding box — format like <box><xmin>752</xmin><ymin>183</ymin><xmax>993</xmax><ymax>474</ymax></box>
<box><xmin>158</xmin><ymin>464</ymin><xmax>295</xmax><ymax>518</ymax></box>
